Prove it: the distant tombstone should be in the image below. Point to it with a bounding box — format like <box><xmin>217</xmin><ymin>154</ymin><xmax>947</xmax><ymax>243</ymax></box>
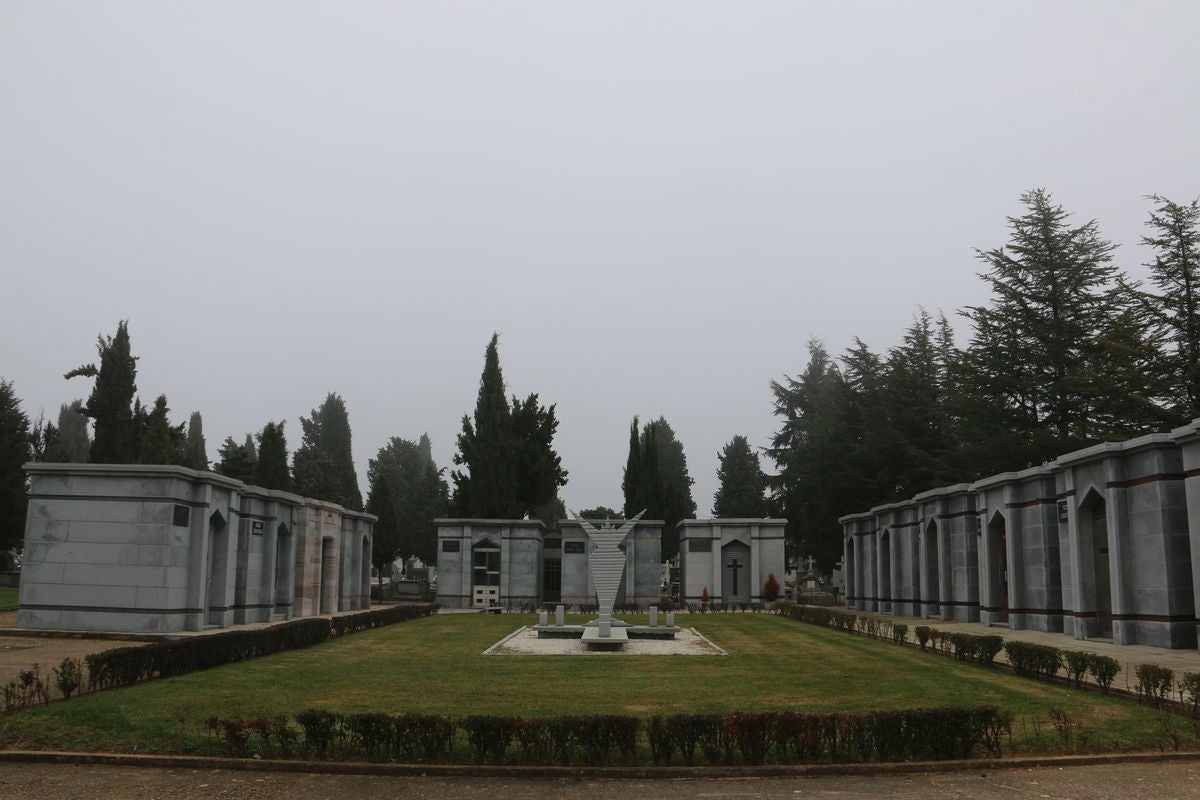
<box><xmin>666</xmin><ymin>611</ymin><xmax>674</xmax><ymax>628</ymax></box>
<box><xmin>539</xmin><ymin>610</ymin><xmax>548</xmax><ymax>626</ymax></box>
<box><xmin>555</xmin><ymin>604</ymin><xmax>565</xmax><ymax>626</ymax></box>
<box><xmin>649</xmin><ymin>605</ymin><xmax>659</xmax><ymax>627</ymax></box>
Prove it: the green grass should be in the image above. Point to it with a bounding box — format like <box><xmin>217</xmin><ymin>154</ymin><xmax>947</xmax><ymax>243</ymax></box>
<box><xmin>0</xmin><ymin>587</ymin><xmax>17</xmax><ymax>610</ymax></box>
<box><xmin>0</xmin><ymin>613</ymin><xmax>1186</xmax><ymax>755</ymax></box>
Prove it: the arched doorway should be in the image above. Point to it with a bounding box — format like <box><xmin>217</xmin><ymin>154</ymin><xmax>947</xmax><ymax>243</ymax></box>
<box><xmin>1079</xmin><ymin>490</ymin><xmax>1113</xmax><ymax>638</ymax></box>
<box><xmin>924</xmin><ymin>520</ymin><xmax>940</xmax><ymax>618</ymax></box>
<box><xmin>986</xmin><ymin>512</ymin><xmax>1009</xmax><ymax>624</ymax></box>
<box><xmin>319</xmin><ymin>537</ymin><xmax>337</xmax><ymax>614</ymax></box>
<box><xmin>205</xmin><ymin>511</ymin><xmax>228</xmax><ymax>627</ymax></box>
<box><xmin>879</xmin><ymin>530</ymin><xmax>892</xmax><ymax>613</ymax></box>
<box><xmin>722</xmin><ymin>540</ymin><xmax>752</xmax><ymax>605</ymax></box>
<box><xmin>472</xmin><ymin>539</ymin><xmax>501</xmax><ymax>608</ymax></box>
<box><xmin>274</xmin><ymin>523</ymin><xmax>291</xmax><ymax>616</ymax></box>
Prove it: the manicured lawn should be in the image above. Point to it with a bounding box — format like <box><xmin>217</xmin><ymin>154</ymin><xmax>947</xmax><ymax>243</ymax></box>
<box><xmin>0</xmin><ymin>587</ymin><xmax>17</xmax><ymax>610</ymax></box>
<box><xmin>0</xmin><ymin>612</ymin><xmax>1186</xmax><ymax>755</ymax></box>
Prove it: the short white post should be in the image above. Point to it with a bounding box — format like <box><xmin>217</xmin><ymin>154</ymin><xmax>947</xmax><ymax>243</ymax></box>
<box><xmin>555</xmin><ymin>604</ymin><xmax>565</xmax><ymax>626</ymax></box>
<box><xmin>538</xmin><ymin>610</ymin><xmax>548</xmax><ymax>626</ymax></box>
<box><xmin>649</xmin><ymin>605</ymin><xmax>659</xmax><ymax>627</ymax></box>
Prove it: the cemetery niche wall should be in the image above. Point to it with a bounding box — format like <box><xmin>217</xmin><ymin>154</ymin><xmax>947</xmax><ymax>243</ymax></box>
<box><xmin>841</xmin><ymin>421</ymin><xmax>1200</xmax><ymax>650</ymax></box>
<box><xmin>17</xmin><ymin>463</ymin><xmax>375</xmax><ymax>634</ymax></box>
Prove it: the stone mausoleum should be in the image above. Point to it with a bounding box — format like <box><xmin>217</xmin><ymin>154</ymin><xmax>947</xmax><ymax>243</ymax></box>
<box><xmin>435</xmin><ymin>517</ymin><xmax>665</xmax><ymax>610</ymax></box>
<box><xmin>678</xmin><ymin>519</ymin><xmax>787</xmax><ymax>605</ymax></box>
<box><xmin>841</xmin><ymin>420</ymin><xmax>1200</xmax><ymax>650</ymax></box>
<box><xmin>18</xmin><ymin>463</ymin><xmax>375</xmax><ymax>633</ymax></box>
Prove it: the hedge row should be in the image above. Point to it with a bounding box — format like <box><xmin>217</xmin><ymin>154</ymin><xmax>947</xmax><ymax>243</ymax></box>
<box><xmin>775</xmin><ymin>602</ymin><xmax>1123</xmax><ymax>692</ymax></box>
<box><xmin>86</xmin><ymin>604</ymin><xmax>437</xmax><ymax>691</ymax></box>
<box><xmin>208</xmin><ymin>707</ymin><xmax>1010</xmax><ymax>765</ymax></box>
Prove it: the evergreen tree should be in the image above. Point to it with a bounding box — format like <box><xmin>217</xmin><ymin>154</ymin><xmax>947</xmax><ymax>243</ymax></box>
<box><xmin>962</xmin><ymin>189</ymin><xmax>1122</xmax><ymax>461</ymax></box>
<box><xmin>531</xmin><ymin>495</ymin><xmax>566</xmax><ymax>530</ymax></box>
<box><xmin>366</xmin><ymin>470</ymin><xmax>401</xmax><ymax>594</ymax></box>
<box><xmin>66</xmin><ymin>320</ymin><xmax>138</xmax><ymax>463</ymax></box>
<box><xmin>292</xmin><ymin>393</ymin><xmax>362</xmax><ymax>510</ymax></box>
<box><xmin>0</xmin><ymin>380</ymin><xmax>32</xmax><ymax>552</ymax></box>
<box><xmin>29</xmin><ymin>412</ymin><xmax>56</xmax><ymax>462</ymax></box>
<box><xmin>620</xmin><ymin>417</ymin><xmax>643</xmax><ymax>517</ymax></box>
<box><xmin>451</xmin><ymin>334</ymin><xmax>519</xmax><ymax>518</ymax></box>
<box><xmin>511</xmin><ymin>392</ymin><xmax>568</xmax><ymax>515</ymax></box>
<box><xmin>713</xmin><ymin>435</ymin><xmax>768</xmax><ymax>518</ymax></box>
<box><xmin>578</xmin><ymin>506</ymin><xmax>621</xmax><ymax>521</ymax></box>
<box><xmin>370</xmin><ymin>435</ymin><xmax>449</xmax><ymax>564</ymax></box>
<box><xmin>254</xmin><ymin>421</ymin><xmax>292</xmax><ymax>491</ymax></box>
<box><xmin>640</xmin><ymin>417</ymin><xmax>696</xmax><ymax>560</ymax></box>
<box><xmin>139</xmin><ymin>395</ymin><xmax>176</xmax><ymax>465</ymax></box>
<box><xmin>1131</xmin><ymin>194</ymin><xmax>1200</xmax><ymax>418</ymax></box>
<box><xmin>213</xmin><ymin>435</ymin><xmax>256</xmax><ymax>483</ymax></box>
<box><xmin>45</xmin><ymin>400</ymin><xmax>90</xmax><ymax>462</ymax></box>
<box><xmin>185</xmin><ymin>412</ymin><xmax>208</xmax><ymax>470</ymax></box>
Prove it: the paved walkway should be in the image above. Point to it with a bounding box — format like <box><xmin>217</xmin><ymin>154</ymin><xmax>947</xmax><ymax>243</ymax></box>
<box><xmin>851</xmin><ymin>607</ymin><xmax>1200</xmax><ymax>689</ymax></box>
<box><xmin>2</xmin><ymin>761</ymin><xmax>1200</xmax><ymax>799</ymax></box>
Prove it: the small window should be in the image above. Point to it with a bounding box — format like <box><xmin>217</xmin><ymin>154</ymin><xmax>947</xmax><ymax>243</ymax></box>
<box><xmin>688</xmin><ymin>539</ymin><xmax>712</xmax><ymax>553</ymax></box>
<box><xmin>172</xmin><ymin>505</ymin><xmax>190</xmax><ymax>527</ymax></box>
<box><xmin>442</xmin><ymin>540</ymin><xmax>461</xmax><ymax>553</ymax></box>
<box><xmin>544</xmin><ymin>539</ymin><xmax>562</xmax><ymax>550</ymax></box>
<box><xmin>564</xmin><ymin>541</ymin><xmax>585</xmax><ymax>554</ymax></box>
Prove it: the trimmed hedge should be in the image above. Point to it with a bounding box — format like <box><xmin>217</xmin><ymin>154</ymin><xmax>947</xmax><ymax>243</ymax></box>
<box><xmin>86</xmin><ymin>604</ymin><xmax>437</xmax><ymax>691</ymax></box>
<box><xmin>208</xmin><ymin>707</ymin><xmax>1010</xmax><ymax>765</ymax></box>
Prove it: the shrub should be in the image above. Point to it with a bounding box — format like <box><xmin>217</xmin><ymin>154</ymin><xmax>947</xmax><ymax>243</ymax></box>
<box><xmin>892</xmin><ymin>623</ymin><xmax>908</xmax><ymax>644</ymax></box>
<box><xmin>1063</xmin><ymin>651</ymin><xmax>1091</xmax><ymax>688</ymax></box>
<box><xmin>647</xmin><ymin>716</ymin><xmax>677</xmax><ymax>765</ymax></box>
<box><xmin>295</xmin><ymin>709</ymin><xmax>341</xmax><ymax>756</ymax></box>
<box><xmin>346</xmin><ymin>712</ymin><xmax>395</xmax><ymax>758</ymax></box>
<box><xmin>762</xmin><ymin>574</ymin><xmax>781</xmax><ymax>603</ymax></box>
<box><xmin>915</xmin><ymin>626</ymin><xmax>931</xmax><ymax>650</ymax></box>
<box><xmin>1182</xmin><ymin>672</ymin><xmax>1200</xmax><ymax>717</ymax></box>
<box><xmin>1088</xmin><ymin>654</ymin><xmax>1120</xmax><ymax>692</ymax></box>
<box><xmin>462</xmin><ymin>715</ymin><xmax>516</xmax><ymax>764</ymax></box>
<box><xmin>1135</xmin><ymin>664</ymin><xmax>1174</xmax><ymax>707</ymax></box>
<box><xmin>53</xmin><ymin>657</ymin><xmax>83</xmax><ymax>699</ymax></box>
<box><xmin>1003</xmin><ymin>641</ymin><xmax>1061</xmax><ymax>680</ymax></box>
<box><xmin>727</xmin><ymin>712</ymin><xmax>772</xmax><ymax>765</ymax></box>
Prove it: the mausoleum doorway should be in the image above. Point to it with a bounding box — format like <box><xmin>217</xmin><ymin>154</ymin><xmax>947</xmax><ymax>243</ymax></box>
<box><xmin>319</xmin><ymin>536</ymin><xmax>337</xmax><ymax>615</ymax></box>
<box><xmin>722</xmin><ymin>540</ymin><xmax>751</xmax><ymax>605</ymax></box>
<box><xmin>472</xmin><ymin>539</ymin><xmax>501</xmax><ymax>608</ymax></box>
<box><xmin>274</xmin><ymin>523</ymin><xmax>291</xmax><ymax>616</ymax></box>
<box><xmin>1080</xmin><ymin>490</ymin><xmax>1113</xmax><ymax>638</ymax></box>
<box><xmin>205</xmin><ymin>511</ymin><xmax>228</xmax><ymax>626</ymax></box>
<box><xmin>986</xmin><ymin>512</ymin><xmax>1009</xmax><ymax>624</ymax></box>
<box><xmin>924</xmin><ymin>520</ymin><xmax>940</xmax><ymax>618</ymax></box>
<box><xmin>879</xmin><ymin>530</ymin><xmax>892</xmax><ymax>613</ymax></box>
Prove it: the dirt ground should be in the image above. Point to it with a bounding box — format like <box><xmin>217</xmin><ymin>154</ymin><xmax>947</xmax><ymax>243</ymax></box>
<box><xmin>0</xmin><ymin>761</ymin><xmax>1197</xmax><ymax>800</ymax></box>
<box><xmin>0</xmin><ymin>613</ymin><xmax>146</xmax><ymax>692</ymax></box>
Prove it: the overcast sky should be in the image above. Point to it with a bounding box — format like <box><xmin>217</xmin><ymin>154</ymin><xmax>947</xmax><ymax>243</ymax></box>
<box><xmin>3</xmin><ymin>2</ymin><xmax>1199</xmax><ymax>517</ymax></box>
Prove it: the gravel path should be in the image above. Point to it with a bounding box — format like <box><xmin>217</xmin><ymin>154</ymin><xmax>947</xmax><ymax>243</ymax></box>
<box><xmin>1</xmin><ymin>761</ymin><xmax>1199</xmax><ymax>799</ymax></box>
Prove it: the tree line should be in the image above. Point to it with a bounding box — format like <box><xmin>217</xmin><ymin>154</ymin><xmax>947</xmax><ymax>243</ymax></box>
<box><xmin>769</xmin><ymin>190</ymin><xmax>1200</xmax><ymax>570</ymax></box>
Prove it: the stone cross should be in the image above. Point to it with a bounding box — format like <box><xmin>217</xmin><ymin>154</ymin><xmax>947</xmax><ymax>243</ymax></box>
<box><xmin>804</xmin><ymin>555</ymin><xmax>817</xmax><ymax>574</ymax></box>
<box><xmin>728</xmin><ymin>557</ymin><xmax>743</xmax><ymax>595</ymax></box>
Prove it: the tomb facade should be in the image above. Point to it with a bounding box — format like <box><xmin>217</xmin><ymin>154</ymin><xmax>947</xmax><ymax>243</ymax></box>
<box><xmin>678</xmin><ymin>519</ymin><xmax>787</xmax><ymax>605</ymax></box>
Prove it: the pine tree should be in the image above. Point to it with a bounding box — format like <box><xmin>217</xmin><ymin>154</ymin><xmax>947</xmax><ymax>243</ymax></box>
<box><xmin>511</xmin><ymin>392</ymin><xmax>568</xmax><ymax>516</ymax></box>
<box><xmin>213</xmin><ymin>435</ymin><xmax>256</xmax><ymax>483</ymax></box>
<box><xmin>366</xmin><ymin>470</ymin><xmax>401</xmax><ymax>594</ymax></box>
<box><xmin>370</xmin><ymin>435</ymin><xmax>449</xmax><ymax>563</ymax></box>
<box><xmin>45</xmin><ymin>400</ymin><xmax>90</xmax><ymax>462</ymax></box>
<box><xmin>185</xmin><ymin>412</ymin><xmax>208</xmax><ymax>470</ymax></box>
<box><xmin>66</xmin><ymin>320</ymin><xmax>138</xmax><ymax>464</ymax></box>
<box><xmin>0</xmin><ymin>380</ymin><xmax>32</xmax><ymax>552</ymax></box>
<box><xmin>139</xmin><ymin>395</ymin><xmax>176</xmax><ymax>465</ymax></box>
<box><xmin>451</xmin><ymin>334</ymin><xmax>520</xmax><ymax>518</ymax></box>
<box><xmin>962</xmin><ymin>189</ymin><xmax>1122</xmax><ymax>461</ymax></box>
<box><xmin>254</xmin><ymin>421</ymin><xmax>292</xmax><ymax>491</ymax></box>
<box><xmin>1132</xmin><ymin>194</ymin><xmax>1200</xmax><ymax>418</ymax></box>
<box><xmin>713</xmin><ymin>435</ymin><xmax>768</xmax><ymax>518</ymax></box>
<box><xmin>292</xmin><ymin>393</ymin><xmax>362</xmax><ymax>510</ymax></box>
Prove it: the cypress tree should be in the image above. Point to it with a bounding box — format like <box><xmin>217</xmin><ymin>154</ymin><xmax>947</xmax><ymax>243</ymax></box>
<box><xmin>46</xmin><ymin>400</ymin><xmax>90</xmax><ymax>462</ymax></box>
<box><xmin>640</xmin><ymin>417</ymin><xmax>696</xmax><ymax>559</ymax></box>
<box><xmin>185</xmin><ymin>412</ymin><xmax>208</xmax><ymax>470</ymax></box>
<box><xmin>66</xmin><ymin>320</ymin><xmax>138</xmax><ymax>464</ymax></box>
<box><xmin>713</xmin><ymin>435</ymin><xmax>768</xmax><ymax>518</ymax></box>
<box><xmin>254</xmin><ymin>421</ymin><xmax>292</xmax><ymax>491</ymax></box>
<box><xmin>511</xmin><ymin>392</ymin><xmax>568</xmax><ymax>516</ymax></box>
<box><xmin>0</xmin><ymin>380</ymin><xmax>32</xmax><ymax>552</ymax></box>
<box><xmin>621</xmin><ymin>417</ymin><xmax>643</xmax><ymax>518</ymax></box>
<box><xmin>213</xmin><ymin>435</ymin><xmax>256</xmax><ymax>483</ymax></box>
<box><xmin>370</xmin><ymin>435</ymin><xmax>450</xmax><ymax>564</ymax></box>
<box><xmin>139</xmin><ymin>395</ymin><xmax>175</xmax><ymax>465</ymax></box>
<box><xmin>451</xmin><ymin>334</ymin><xmax>519</xmax><ymax>518</ymax></box>
<box><xmin>293</xmin><ymin>393</ymin><xmax>362</xmax><ymax>510</ymax></box>
<box><xmin>366</xmin><ymin>470</ymin><xmax>401</xmax><ymax>593</ymax></box>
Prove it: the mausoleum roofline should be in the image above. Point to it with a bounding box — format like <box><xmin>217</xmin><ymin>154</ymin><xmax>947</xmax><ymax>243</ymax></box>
<box><xmin>972</xmin><ymin>464</ymin><xmax>1055</xmax><ymax>492</ymax></box>
<box><xmin>240</xmin><ymin>483</ymin><xmax>306</xmax><ymax>505</ymax></box>
<box><xmin>560</xmin><ymin>518</ymin><xmax>664</xmax><ymax>527</ymax></box>
<box><xmin>434</xmin><ymin>518</ymin><xmax>547</xmax><ymax>528</ymax></box>
<box><xmin>867</xmin><ymin>498</ymin><xmax>917</xmax><ymax>515</ymax></box>
<box><xmin>1054</xmin><ymin>432</ymin><xmax>1179</xmax><ymax>468</ymax></box>
<box><xmin>838</xmin><ymin>511</ymin><xmax>875</xmax><ymax>523</ymax></box>
<box><xmin>25</xmin><ymin>461</ymin><xmax>244</xmax><ymax>489</ymax></box>
<box><xmin>1171</xmin><ymin>417</ymin><xmax>1200</xmax><ymax>444</ymax></box>
<box><xmin>678</xmin><ymin>518</ymin><xmax>786</xmax><ymax>526</ymax></box>
<box><xmin>912</xmin><ymin>483</ymin><xmax>975</xmax><ymax>502</ymax></box>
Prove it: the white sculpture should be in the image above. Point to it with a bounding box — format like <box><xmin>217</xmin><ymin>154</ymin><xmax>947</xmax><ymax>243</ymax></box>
<box><xmin>570</xmin><ymin>509</ymin><xmax>645</xmax><ymax>635</ymax></box>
